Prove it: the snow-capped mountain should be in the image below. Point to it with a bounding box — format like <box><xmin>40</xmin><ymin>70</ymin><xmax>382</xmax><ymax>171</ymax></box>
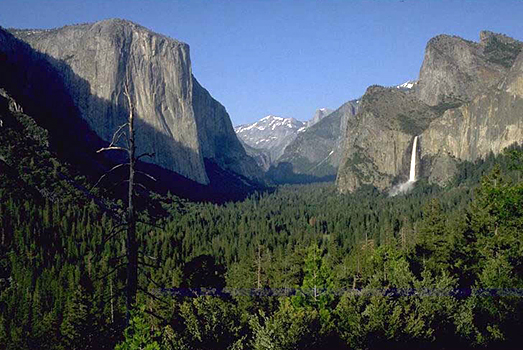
<box><xmin>235</xmin><ymin>115</ymin><xmax>306</xmax><ymax>162</ymax></box>
<box><xmin>395</xmin><ymin>80</ymin><xmax>418</xmax><ymax>91</ymax></box>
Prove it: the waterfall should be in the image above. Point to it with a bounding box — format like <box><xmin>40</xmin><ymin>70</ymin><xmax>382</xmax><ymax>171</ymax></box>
<box><xmin>388</xmin><ymin>135</ymin><xmax>419</xmax><ymax>196</ymax></box>
<box><xmin>409</xmin><ymin>136</ymin><xmax>418</xmax><ymax>182</ymax></box>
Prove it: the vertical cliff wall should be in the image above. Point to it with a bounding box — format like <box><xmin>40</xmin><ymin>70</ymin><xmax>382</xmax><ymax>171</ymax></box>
<box><xmin>192</xmin><ymin>77</ymin><xmax>261</xmax><ymax>180</ymax></box>
<box><xmin>420</xmin><ymin>49</ymin><xmax>523</xmax><ymax>185</ymax></box>
<box><xmin>336</xmin><ymin>86</ymin><xmax>438</xmax><ymax>192</ymax></box>
<box><xmin>1</xmin><ymin>19</ymin><xmax>260</xmax><ymax>186</ymax></box>
<box><xmin>417</xmin><ymin>31</ymin><xmax>521</xmax><ymax>106</ymax></box>
<box><xmin>276</xmin><ymin>99</ymin><xmax>359</xmax><ymax>179</ymax></box>
<box><xmin>337</xmin><ymin>31</ymin><xmax>523</xmax><ymax>193</ymax></box>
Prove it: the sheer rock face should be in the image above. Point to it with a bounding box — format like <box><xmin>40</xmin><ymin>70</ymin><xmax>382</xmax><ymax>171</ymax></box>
<box><xmin>277</xmin><ymin>100</ymin><xmax>358</xmax><ymax>179</ymax></box>
<box><xmin>308</xmin><ymin>108</ymin><xmax>333</xmax><ymax>127</ymax></box>
<box><xmin>4</xmin><ymin>19</ymin><xmax>259</xmax><ymax>185</ymax></box>
<box><xmin>337</xmin><ymin>31</ymin><xmax>523</xmax><ymax>193</ymax></box>
<box><xmin>191</xmin><ymin>77</ymin><xmax>261</xmax><ymax>180</ymax></box>
<box><xmin>336</xmin><ymin>87</ymin><xmax>438</xmax><ymax>192</ymax></box>
<box><xmin>420</xmin><ymin>50</ymin><xmax>523</xmax><ymax>184</ymax></box>
<box><xmin>417</xmin><ymin>31</ymin><xmax>522</xmax><ymax>106</ymax></box>
<box><xmin>505</xmin><ymin>47</ymin><xmax>523</xmax><ymax>98</ymax></box>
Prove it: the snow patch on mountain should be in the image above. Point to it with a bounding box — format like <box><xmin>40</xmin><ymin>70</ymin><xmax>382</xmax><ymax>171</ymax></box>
<box><xmin>395</xmin><ymin>80</ymin><xmax>418</xmax><ymax>90</ymax></box>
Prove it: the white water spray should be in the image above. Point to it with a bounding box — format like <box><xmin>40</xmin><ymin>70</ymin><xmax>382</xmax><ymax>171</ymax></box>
<box><xmin>389</xmin><ymin>135</ymin><xmax>419</xmax><ymax>196</ymax></box>
<box><xmin>409</xmin><ymin>135</ymin><xmax>418</xmax><ymax>182</ymax></box>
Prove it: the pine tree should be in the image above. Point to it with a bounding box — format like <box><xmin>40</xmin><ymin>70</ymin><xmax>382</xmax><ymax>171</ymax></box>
<box><xmin>60</xmin><ymin>285</ymin><xmax>90</xmax><ymax>349</ymax></box>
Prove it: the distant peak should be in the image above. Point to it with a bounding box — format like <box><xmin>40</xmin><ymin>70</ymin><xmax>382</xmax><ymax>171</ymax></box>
<box><xmin>396</xmin><ymin>80</ymin><xmax>418</xmax><ymax>90</ymax></box>
<box><xmin>315</xmin><ymin>107</ymin><xmax>332</xmax><ymax>115</ymax></box>
<box><xmin>260</xmin><ymin>115</ymin><xmax>286</xmax><ymax>122</ymax></box>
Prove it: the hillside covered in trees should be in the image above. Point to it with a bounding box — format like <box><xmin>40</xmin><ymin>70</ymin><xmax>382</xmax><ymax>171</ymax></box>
<box><xmin>1</xmin><ymin>87</ymin><xmax>523</xmax><ymax>349</ymax></box>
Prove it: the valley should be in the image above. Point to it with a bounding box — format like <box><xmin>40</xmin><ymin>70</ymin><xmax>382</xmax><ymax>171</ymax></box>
<box><xmin>1</xmin><ymin>11</ymin><xmax>523</xmax><ymax>350</ymax></box>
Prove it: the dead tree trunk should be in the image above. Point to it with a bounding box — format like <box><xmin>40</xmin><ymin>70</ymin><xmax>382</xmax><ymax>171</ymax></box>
<box><xmin>94</xmin><ymin>79</ymin><xmax>157</xmax><ymax>325</ymax></box>
<box><xmin>94</xmin><ymin>81</ymin><xmax>139</xmax><ymax>324</ymax></box>
<box><xmin>124</xmin><ymin>84</ymin><xmax>138</xmax><ymax>323</ymax></box>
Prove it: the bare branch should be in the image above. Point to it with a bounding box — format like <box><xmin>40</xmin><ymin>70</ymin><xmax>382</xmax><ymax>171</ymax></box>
<box><xmin>110</xmin><ymin>122</ymin><xmax>129</xmax><ymax>146</ymax></box>
<box><xmin>94</xmin><ymin>263</ymin><xmax>126</xmax><ymax>282</ymax></box>
<box><xmin>110</xmin><ymin>130</ymin><xmax>128</xmax><ymax>149</ymax></box>
<box><xmin>97</xmin><ymin>146</ymin><xmax>128</xmax><ymax>153</ymax></box>
<box><xmin>137</xmin><ymin>152</ymin><xmax>155</xmax><ymax>161</ymax></box>
<box><xmin>106</xmin><ymin>179</ymin><xmax>146</xmax><ymax>193</ymax></box>
<box><xmin>137</xmin><ymin>220</ymin><xmax>163</xmax><ymax>230</ymax></box>
<box><xmin>94</xmin><ymin>226</ymin><xmax>128</xmax><ymax>259</ymax></box>
<box><xmin>91</xmin><ymin>163</ymin><xmax>130</xmax><ymax>191</ymax></box>
<box><xmin>139</xmin><ymin>287</ymin><xmax>169</xmax><ymax>307</ymax></box>
<box><xmin>108</xmin><ymin>254</ymin><xmax>128</xmax><ymax>265</ymax></box>
<box><xmin>138</xmin><ymin>267</ymin><xmax>163</xmax><ymax>288</ymax></box>
<box><xmin>139</xmin><ymin>251</ymin><xmax>158</xmax><ymax>260</ymax></box>
<box><xmin>142</xmin><ymin>308</ymin><xmax>168</xmax><ymax>323</ymax></box>
<box><xmin>137</xmin><ymin>171</ymin><xmax>157</xmax><ymax>182</ymax></box>
<box><xmin>135</xmin><ymin>182</ymin><xmax>147</xmax><ymax>191</ymax></box>
<box><xmin>138</xmin><ymin>259</ymin><xmax>160</xmax><ymax>269</ymax></box>
<box><xmin>108</xmin><ymin>222</ymin><xmax>128</xmax><ymax>234</ymax></box>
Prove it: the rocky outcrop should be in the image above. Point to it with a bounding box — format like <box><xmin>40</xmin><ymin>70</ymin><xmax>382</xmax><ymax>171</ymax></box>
<box><xmin>308</xmin><ymin>108</ymin><xmax>333</xmax><ymax>127</ymax></box>
<box><xmin>239</xmin><ymin>140</ymin><xmax>272</xmax><ymax>171</ymax></box>
<box><xmin>417</xmin><ymin>31</ymin><xmax>522</xmax><ymax>106</ymax></box>
<box><xmin>276</xmin><ymin>99</ymin><xmax>359</xmax><ymax>180</ymax></box>
<box><xmin>2</xmin><ymin>19</ymin><xmax>260</xmax><ymax>185</ymax></box>
<box><xmin>191</xmin><ymin>77</ymin><xmax>261</xmax><ymax>181</ymax></box>
<box><xmin>336</xmin><ymin>87</ymin><xmax>439</xmax><ymax>192</ymax></box>
<box><xmin>420</xmin><ymin>49</ymin><xmax>523</xmax><ymax>185</ymax></box>
<box><xmin>337</xmin><ymin>31</ymin><xmax>523</xmax><ymax>193</ymax></box>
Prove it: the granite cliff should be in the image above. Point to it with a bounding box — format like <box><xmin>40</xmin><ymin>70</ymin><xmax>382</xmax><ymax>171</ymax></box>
<box><xmin>420</xmin><ymin>47</ymin><xmax>523</xmax><ymax>185</ymax></box>
<box><xmin>1</xmin><ymin>19</ymin><xmax>260</xmax><ymax>187</ymax></box>
<box><xmin>276</xmin><ymin>99</ymin><xmax>359</xmax><ymax>181</ymax></box>
<box><xmin>337</xmin><ymin>31</ymin><xmax>523</xmax><ymax>193</ymax></box>
<box><xmin>416</xmin><ymin>31</ymin><xmax>520</xmax><ymax>106</ymax></box>
<box><xmin>275</xmin><ymin>81</ymin><xmax>413</xmax><ymax>184</ymax></box>
<box><xmin>336</xmin><ymin>87</ymin><xmax>439</xmax><ymax>191</ymax></box>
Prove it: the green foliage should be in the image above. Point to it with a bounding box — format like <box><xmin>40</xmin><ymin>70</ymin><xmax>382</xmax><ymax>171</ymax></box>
<box><xmin>115</xmin><ymin>306</ymin><xmax>161</xmax><ymax>350</ymax></box>
<box><xmin>430</xmin><ymin>99</ymin><xmax>464</xmax><ymax>116</ymax></box>
<box><xmin>60</xmin><ymin>286</ymin><xmax>90</xmax><ymax>349</ymax></box>
<box><xmin>250</xmin><ymin>300</ymin><xmax>322</xmax><ymax>350</ymax></box>
<box><xmin>293</xmin><ymin>244</ymin><xmax>334</xmax><ymax>311</ymax></box>
<box><xmin>3</xmin><ymin>103</ymin><xmax>523</xmax><ymax>349</ymax></box>
<box><xmin>177</xmin><ymin>296</ymin><xmax>244</xmax><ymax>350</ymax></box>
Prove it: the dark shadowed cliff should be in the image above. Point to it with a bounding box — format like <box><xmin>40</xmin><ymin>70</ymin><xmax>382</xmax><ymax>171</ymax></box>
<box><xmin>1</xmin><ymin>19</ymin><xmax>261</xmax><ymax>192</ymax></box>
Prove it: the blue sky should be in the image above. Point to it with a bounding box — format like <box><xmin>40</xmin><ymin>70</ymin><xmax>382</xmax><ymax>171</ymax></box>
<box><xmin>2</xmin><ymin>0</ymin><xmax>523</xmax><ymax>125</ymax></box>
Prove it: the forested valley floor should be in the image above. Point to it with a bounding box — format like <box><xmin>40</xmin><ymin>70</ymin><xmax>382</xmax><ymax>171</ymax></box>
<box><xmin>1</xmin><ymin>104</ymin><xmax>523</xmax><ymax>349</ymax></box>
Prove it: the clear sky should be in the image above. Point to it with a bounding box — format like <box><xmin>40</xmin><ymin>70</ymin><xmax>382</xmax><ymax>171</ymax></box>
<box><xmin>2</xmin><ymin>0</ymin><xmax>523</xmax><ymax>126</ymax></box>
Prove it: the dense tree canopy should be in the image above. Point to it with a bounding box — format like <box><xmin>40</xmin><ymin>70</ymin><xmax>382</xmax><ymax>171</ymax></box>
<box><xmin>2</xmin><ymin>103</ymin><xmax>523</xmax><ymax>349</ymax></box>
